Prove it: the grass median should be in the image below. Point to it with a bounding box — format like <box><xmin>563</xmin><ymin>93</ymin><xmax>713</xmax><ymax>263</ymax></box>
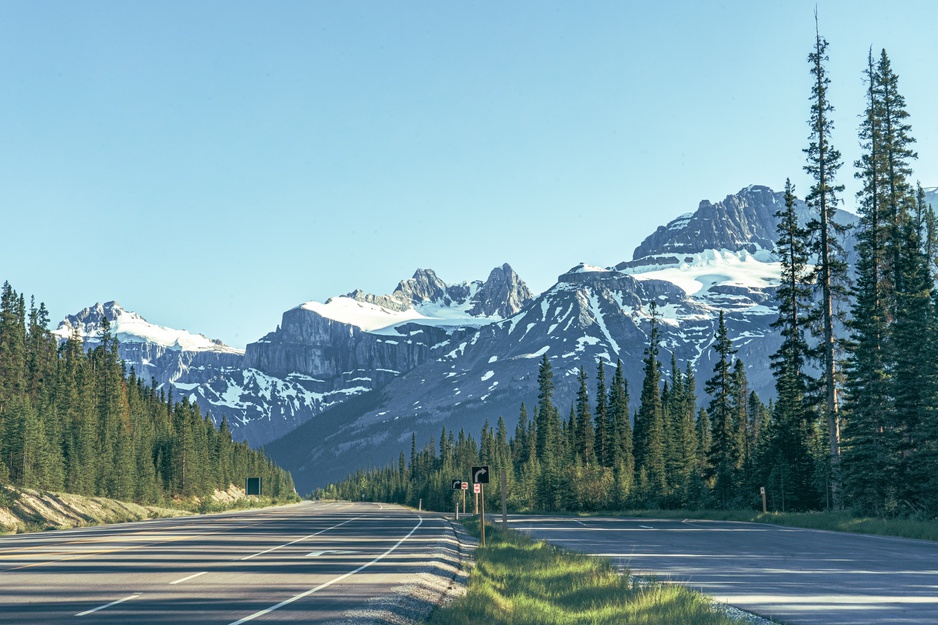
<box><xmin>432</xmin><ymin>517</ymin><xmax>739</xmax><ymax>625</ymax></box>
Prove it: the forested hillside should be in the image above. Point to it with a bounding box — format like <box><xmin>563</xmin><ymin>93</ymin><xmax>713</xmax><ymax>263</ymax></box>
<box><xmin>0</xmin><ymin>283</ymin><xmax>295</xmax><ymax>504</ymax></box>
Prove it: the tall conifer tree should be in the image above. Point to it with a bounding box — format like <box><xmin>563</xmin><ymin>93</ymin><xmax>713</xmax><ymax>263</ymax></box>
<box><xmin>804</xmin><ymin>19</ymin><xmax>849</xmax><ymax>507</ymax></box>
<box><xmin>634</xmin><ymin>303</ymin><xmax>666</xmax><ymax>502</ymax></box>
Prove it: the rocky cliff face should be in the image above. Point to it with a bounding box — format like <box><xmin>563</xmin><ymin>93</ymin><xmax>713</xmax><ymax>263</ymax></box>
<box><xmin>631</xmin><ymin>185</ymin><xmax>784</xmax><ymax>260</ymax></box>
<box><xmin>345</xmin><ymin>265</ymin><xmax>532</xmax><ymax>318</ymax></box>
<box><xmin>468</xmin><ymin>264</ymin><xmax>533</xmax><ymax>318</ymax></box>
<box><xmin>244</xmin><ymin>306</ymin><xmax>446</xmax><ymax>382</ymax></box>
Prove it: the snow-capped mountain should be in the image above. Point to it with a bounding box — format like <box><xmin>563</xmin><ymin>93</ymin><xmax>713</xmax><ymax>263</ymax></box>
<box><xmin>58</xmin><ymin>184</ymin><xmax>880</xmax><ymax>493</ymax></box>
<box><xmin>53</xmin><ymin>302</ymin><xmax>244</xmax><ymax>389</ymax></box>
<box><xmin>57</xmin><ymin>266</ymin><xmax>533</xmax><ymax>446</ymax></box>
<box><xmin>265</xmin><ymin>185</ymin><xmax>861</xmax><ymax>492</ymax></box>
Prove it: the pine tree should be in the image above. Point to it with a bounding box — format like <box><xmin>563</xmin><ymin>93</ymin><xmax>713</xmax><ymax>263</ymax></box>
<box><xmin>574</xmin><ymin>367</ymin><xmax>594</xmax><ymax>464</ymax></box>
<box><xmin>842</xmin><ymin>48</ymin><xmax>924</xmax><ymax>515</ymax></box>
<box><xmin>608</xmin><ymin>359</ymin><xmax>633</xmax><ymax>504</ymax></box>
<box><xmin>593</xmin><ymin>360</ymin><xmax>610</xmax><ymax>468</ymax></box>
<box><xmin>705</xmin><ymin>311</ymin><xmax>740</xmax><ymax>507</ymax></box>
<box><xmin>892</xmin><ymin>200</ymin><xmax>933</xmax><ymax>507</ymax></box>
<box><xmin>511</xmin><ymin>402</ymin><xmax>532</xmax><ymax>469</ymax></box>
<box><xmin>760</xmin><ymin>179</ymin><xmax>821</xmax><ymax>510</ymax></box>
<box><xmin>842</xmin><ymin>50</ymin><xmax>894</xmax><ymax>514</ymax></box>
<box><xmin>804</xmin><ymin>19</ymin><xmax>849</xmax><ymax>508</ymax></box>
<box><xmin>534</xmin><ymin>355</ymin><xmax>563</xmax><ymax>510</ymax></box>
<box><xmin>634</xmin><ymin>303</ymin><xmax>666</xmax><ymax>504</ymax></box>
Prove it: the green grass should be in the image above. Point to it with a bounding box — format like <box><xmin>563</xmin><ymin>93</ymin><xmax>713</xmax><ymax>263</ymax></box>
<box><xmin>432</xmin><ymin>518</ymin><xmax>739</xmax><ymax>625</ymax></box>
<box><xmin>587</xmin><ymin>509</ymin><xmax>938</xmax><ymax>542</ymax></box>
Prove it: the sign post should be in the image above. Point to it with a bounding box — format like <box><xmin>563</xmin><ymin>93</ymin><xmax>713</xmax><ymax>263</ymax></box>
<box><xmin>760</xmin><ymin>486</ymin><xmax>767</xmax><ymax>514</ymax></box>
<box><xmin>452</xmin><ymin>479</ymin><xmax>462</xmax><ymax>519</ymax></box>
<box><xmin>472</xmin><ymin>466</ymin><xmax>489</xmax><ymax>547</ymax></box>
<box><xmin>501</xmin><ymin>468</ymin><xmax>508</xmax><ymax>527</ymax></box>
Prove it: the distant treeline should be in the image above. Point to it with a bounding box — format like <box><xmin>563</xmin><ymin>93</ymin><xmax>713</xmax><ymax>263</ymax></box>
<box><xmin>0</xmin><ymin>282</ymin><xmax>295</xmax><ymax>504</ymax></box>
<box><xmin>321</xmin><ymin>41</ymin><xmax>938</xmax><ymax>519</ymax></box>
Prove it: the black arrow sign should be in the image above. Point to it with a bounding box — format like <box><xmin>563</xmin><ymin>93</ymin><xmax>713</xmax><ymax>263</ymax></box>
<box><xmin>472</xmin><ymin>466</ymin><xmax>489</xmax><ymax>484</ymax></box>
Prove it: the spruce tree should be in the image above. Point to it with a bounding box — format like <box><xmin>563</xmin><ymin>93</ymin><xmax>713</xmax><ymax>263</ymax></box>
<box><xmin>608</xmin><ymin>359</ymin><xmax>633</xmax><ymax>504</ymax></box>
<box><xmin>842</xmin><ymin>50</ymin><xmax>894</xmax><ymax>514</ymax></box>
<box><xmin>705</xmin><ymin>311</ymin><xmax>740</xmax><ymax>507</ymax></box>
<box><xmin>762</xmin><ymin>179</ymin><xmax>821</xmax><ymax>510</ymax></box>
<box><xmin>804</xmin><ymin>21</ymin><xmax>849</xmax><ymax>507</ymax></box>
<box><xmin>574</xmin><ymin>366</ymin><xmax>594</xmax><ymax>464</ymax></box>
<box><xmin>593</xmin><ymin>360</ymin><xmax>610</xmax><ymax>468</ymax></box>
<box><xmin>634</xmin><ymin>303</ymin><xmax>666</xmax><ymax>503</ymax></box>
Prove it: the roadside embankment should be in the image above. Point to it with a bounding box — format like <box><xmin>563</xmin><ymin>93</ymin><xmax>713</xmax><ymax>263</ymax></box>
<box><xmin>0</xmin><ymin>483</ymin><xmax>295</xmax><ymax>533</ymax></box>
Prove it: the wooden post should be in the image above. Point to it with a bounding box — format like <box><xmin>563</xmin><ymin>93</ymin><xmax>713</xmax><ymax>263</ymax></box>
<box><xmin>501</xmin><ymin>468</ymin><xmax>508</xmax><ymax>527</ymax></box>
<box><xmin>480</xmin><ymin>484</ymin><xmax>486</xmax><ymax>547</ymax></box>
<box><xmin>760</xmin><ymin>486</ymin><xmax>767</xmax><ymax>514</ymax></box>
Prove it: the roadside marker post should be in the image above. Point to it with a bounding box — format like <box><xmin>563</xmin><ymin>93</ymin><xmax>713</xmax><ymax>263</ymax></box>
<box><xmin>501</xmin><ymin>468</ymin><xmax>508</xmax><ymax>528</ymax></box>
<box><xmin>473</xmin><ymin>466</ymin><xmax>489</xmax><ymax>547</ymax></box>
<box><xmin>760</xmin><ymin>486</ymin><xmax>767</xmax><ymax>513</ymax></box>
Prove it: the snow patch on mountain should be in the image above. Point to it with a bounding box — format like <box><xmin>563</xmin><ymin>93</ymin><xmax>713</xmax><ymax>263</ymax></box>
<box><xmin>300</xmin><ymin>297</ymin><xmax>426</xmax><ymax>332</ymax></box>
<box><xmin>622</xmin><ymin>249</ymin><xmax>780</xmax><ymax>298</ymax></box>
<box><xmin>54</xmin><ymin>301</ymin><xmax>242</xmax><ymax>354</ymax></box>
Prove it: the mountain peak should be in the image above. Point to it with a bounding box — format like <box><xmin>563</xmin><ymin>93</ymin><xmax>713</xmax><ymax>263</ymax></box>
<box><xmin>394</xmin><ymin>268</ymin><xmax>449</xmax><ymax>305</ymax></box>
<box><xmin>469</xmin><ymin>263</ymin><xmax>533</xmax><ymax>318</ymax></box>
<box><xmin>54</xmin><ymin>301</ymin><xmax>241</xmax><ymax>354</ymax></box>
<box><xmin>337</xmin><ymin>264</ymin><xmax>532</xmax><ymax>325</ymax></box>
<box><xmin>630</xmin><ymin>185</ymin><xmax>785</xmax><ymax>261</ymax></box>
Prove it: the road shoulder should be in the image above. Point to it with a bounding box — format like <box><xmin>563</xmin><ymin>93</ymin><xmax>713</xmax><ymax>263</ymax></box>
<box><xmin>338</xmin><ymin>513</ymin><xmax>476</xmax><ymax>624</ymax></box>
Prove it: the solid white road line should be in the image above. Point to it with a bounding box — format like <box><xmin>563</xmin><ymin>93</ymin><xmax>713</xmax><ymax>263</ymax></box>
<box><xmin>240</xmin><ymin>517</ymin><xmax>361</xmax><ymax>561</ymax></box>
<box><xmin>227</xmin><ymin>516</ymin><xmax>424</xmax><ymax>625</ymax></box>
<box><xmin>170</xmin><ymin>571</ymin><xmax>208</xmax><ymax>585</ymax></box>
<box><xmin>75</xmin><ymin>593</ymin><xmax>141</xmax><ymax>617</ymax></box>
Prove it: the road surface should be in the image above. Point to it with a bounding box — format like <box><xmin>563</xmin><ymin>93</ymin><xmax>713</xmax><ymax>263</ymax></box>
<box><xmin>0</xmin><ymin>501</ymin><xmax>462</xmax><ymax>624</ymax></box>
<box><xmin>512</xmin><ymin>514</ymin><xmax>938</xmax><ymax>625</ymax></box>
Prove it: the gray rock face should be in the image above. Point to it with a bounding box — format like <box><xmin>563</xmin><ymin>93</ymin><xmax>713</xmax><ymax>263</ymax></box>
<box><xmin>468</xmin><ymin>263</ymin><xmax>533</xmax><ymax>318</ymax></box>
<box><xmin>631</xmin><ymin>185</ymin><xmax>783</xmax><ymax>259</ymax></box>
<box><xmin>347</xmin><ymin>265</ymin><xmax>533</xmax><ymax>316</ymax></box>
<box><xmin>244</xmin><ymin>306</ymin><xmax>446</xmax><ymax>381</ymax></box>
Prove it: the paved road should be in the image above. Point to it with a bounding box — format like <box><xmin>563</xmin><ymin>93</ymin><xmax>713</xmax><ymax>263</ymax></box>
<box><xmin>512</xmin><ymin>514</ymin><xmax>938</xmax><ymax>625</ymax></box>
<box><xmin>0</xmin><ymin>501</ymin><xmax>460</xmax><ymax>624</ymax></box>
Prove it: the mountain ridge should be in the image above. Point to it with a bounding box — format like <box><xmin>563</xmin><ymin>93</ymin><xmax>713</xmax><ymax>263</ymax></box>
<box><xmin>56</xmin><ymin>184</ymin><xmax>936</xmax><ymax>493</ymax></box>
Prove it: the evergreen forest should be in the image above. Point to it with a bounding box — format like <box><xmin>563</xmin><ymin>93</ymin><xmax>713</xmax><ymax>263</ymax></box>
<box><xmin>0</xmin><ymin>283</ymin><xmax>296</xmax><ymax>505</ymax></box>
<box><xmin>321</xmin><ymin>40</ymin><xmax>938</xmax><ymax>519</ymax></box>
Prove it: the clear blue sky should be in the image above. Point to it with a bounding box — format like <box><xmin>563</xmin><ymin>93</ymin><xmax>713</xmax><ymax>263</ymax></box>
<box><xmin>2</xmin><ymin>1</ymin><xmax>936</xmax><ymax>348</ymax></box>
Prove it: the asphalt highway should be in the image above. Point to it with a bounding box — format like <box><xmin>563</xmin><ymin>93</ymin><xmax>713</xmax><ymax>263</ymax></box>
<box><xmin>512</xmin><ymin>514</ymin><xmax>938</xmax><ymax>625</ymax></box>
<box><xmin>0</xmin><ymin>501</ymin><xmax>459</xmax><ymax>624</ymax></box>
